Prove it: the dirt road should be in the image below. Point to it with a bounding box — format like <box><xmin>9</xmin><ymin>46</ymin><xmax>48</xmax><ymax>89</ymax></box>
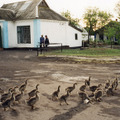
<box><xmin>0</xmin><ymin>50</ymin><xmax>120</xmax><ymax>120</ymax></box>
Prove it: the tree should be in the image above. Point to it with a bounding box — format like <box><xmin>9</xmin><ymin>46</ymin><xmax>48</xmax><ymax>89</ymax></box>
<box><xmin>61</xmin><ymin>10</ymin><xmax>80</xmax><ymax>27</ymax></box>
<box><xmin>104</xmin><ymin>26</ymin><xmax>116</xmax><ymax>48</ymax></box>
<box><xmin>98</xmin><ymin>11</ymin><xmax>112</xmax><ymax>29</ymax></box>
<box><xmin>104</xmin><ymin>21</ymin><xmax>120</xmax><ymax>48</ymax></box>
<box><xmin>83</xmin><ymin>8</ymin><xmax>98</xmax><ymax>44</ymax></box>
<box><xmin>83</xmin><ymin>8</ymin><xmax>112</xmax><ymax>44</ymax></box>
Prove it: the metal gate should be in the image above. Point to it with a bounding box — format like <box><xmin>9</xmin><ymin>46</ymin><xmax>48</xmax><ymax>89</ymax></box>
<box><xmin>0</xmin><ymin>26</ymin><xmax>2</xmax><ymax>48</ymax></box>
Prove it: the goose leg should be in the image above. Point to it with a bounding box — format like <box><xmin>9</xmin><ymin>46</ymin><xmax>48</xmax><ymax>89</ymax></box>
<box><xmin>4</xmin><ymin>107</ymin><xmax>6</xmax><ymax>111</ymax></box>
<box><xmin>64</xmin><ymin>99</ymin><xmax>69</xmax><ymax>105</ymax></box>
<box><xmin>59</xmin><ymin>101</ymin><xmax>62</xmax><ymax>106</ymax></box>
<box><xmin>31</xmin><ymin>105</ymin><xmax>34</xmax><ymax>110</ymax></box>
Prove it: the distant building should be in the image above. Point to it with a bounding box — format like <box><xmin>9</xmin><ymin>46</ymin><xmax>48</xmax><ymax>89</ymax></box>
<box><xmin>0</xmin><ymin>0</ymin><xmax>88</xmax><ymax>49</ymax></box>
<box><xmin>95</xmin><ymin>21</ymin><xmax>119</xmax><ymax>43</ymax></box>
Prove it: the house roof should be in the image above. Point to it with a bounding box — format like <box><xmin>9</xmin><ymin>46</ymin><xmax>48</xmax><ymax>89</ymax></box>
<box><xmin>0</xmin><ymin>8</ymin><xmax>15</xmax><ymax>20</ymax></box>
<box><xmin>69</xmin><ymin>24</ymin><xmax>83</xmax><ymax>32</ymax></box>
<box><xmin>0</xmin><ymin>0</ymin><xmax>68</xmax><ymax>21</ymax></box>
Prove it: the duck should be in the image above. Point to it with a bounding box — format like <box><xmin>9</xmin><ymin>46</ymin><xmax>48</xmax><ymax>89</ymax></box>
<box><xmin>27</xmin><ymin>91</ymin><xmax>39</xmax><ymax>110</ymax></box>
<box><xmin>1</xmin><ymin>88</ymin><xmax>12</xmax><ymax>102</ymax></box>
<box><xmin>78</xmin><ymin>91</ymin><xmax>89</xmax><ymax>103</ymax></box>
<box><xmin>112</xmin><ymin>77</ymin><xmax>119</xmax><ymax>90</ymax></box>
<box><xmin>106</xmin><ymin>86</ymin><xmax>114</xmax><ymax>96</ymax></box>
<box><xmin>79</xmin><ymin>84</ymin><xmax>86</xmax><ymax>92</ymax></box>
<box><xmin>11</xmin><ymin>86</ymin><xmax>18</xmax><ymax>94</ymax></box>
<box><xmin>90</xmin><ymin>84</ymin><xmax>102</xmax><ymax>94</ymax></box>
<box><xmin>28</xmin><ymin>84</ymin><xmax>39</xmax><ymax>99</ymax></box>
<box><xmin>94</xmin><ymin>90</ymin><xmax>103</xmax><ymax>102</ymax></box>
<box><xmin>15</xmin><ymin>91</ymin><xmax>23</xmax><ymax>103</ymax></box>
<box><xmin>85</xmin><ymin>76</ymin><xmax>91</xmax><ymax>87</ymax></box>
<box><xmin>79</xmin><ymin>80</ymin><xmax>87</xmax><ymax>92</ymax></box>
<box><xmin>0</xmin><ymin>88</ymin><xmax>4</xmax><ymax>94</ymax></box>
<box><xmin>19</xmin><ymin>79</ymin><xmax>28</xmax><ymax>92</ymax></box>
<box><xmin>2</xmin><ymin>93</ymin><xmax>15</xmax><ymax>111</ymax></box>
<box><xmin>65</xmin><ymin>83</ymin><xmax>77</xmax><ymax>94</ymax></box>
<box><xmin>52</xmin><ymin>85</ymin><xmax>60</xmax><ymax>101</ymax></box>
<box><xmin>105</xmin><ymin>79</ymin><xmax>110</xmax><ymax>89</ymax></box>
<box><xmin>59</xmin><ymin>91</ymin><xmax>69</xmax><ymax>105</ymax></box>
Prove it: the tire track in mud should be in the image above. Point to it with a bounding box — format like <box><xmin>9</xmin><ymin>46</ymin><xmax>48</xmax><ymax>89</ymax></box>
<box><xmin>50</xmin><ymin>103</ymin><xmax>89</xmax><ymax>120</ymax></box>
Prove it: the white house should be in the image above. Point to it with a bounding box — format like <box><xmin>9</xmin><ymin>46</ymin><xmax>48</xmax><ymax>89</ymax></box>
<box><xmin>0</xmin><ymin>0</ymin><xmax>88</xmax><ymax>49</ymax></box>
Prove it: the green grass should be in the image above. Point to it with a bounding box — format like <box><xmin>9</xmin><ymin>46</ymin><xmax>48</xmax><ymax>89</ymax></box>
<box><xmin>46</xmin><ymin>48</ymin><xmax>120</xmax><ymax>57</ymax></box>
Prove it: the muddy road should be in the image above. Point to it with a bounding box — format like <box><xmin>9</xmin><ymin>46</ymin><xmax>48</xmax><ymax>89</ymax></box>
<box><xmin>0</xmin><ymin>50</ymin><xmax>120</xmax><ymax>120</ymax></box>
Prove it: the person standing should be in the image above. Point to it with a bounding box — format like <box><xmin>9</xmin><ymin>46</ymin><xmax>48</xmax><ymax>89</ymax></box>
<box><xmin>45</xmin><ymin>35</ymin><xmax>49</xmax><ymax>48</ymax></box>
<box><xmin>40</xmin><ymin>35</ymin><xmax>44</xmax><ymax>48</ymax></box>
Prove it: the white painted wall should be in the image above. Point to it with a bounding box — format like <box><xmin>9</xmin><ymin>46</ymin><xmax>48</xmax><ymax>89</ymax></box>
<box><xmin>8</xmin><ymin>20</ymin><xmax>34</xmax><ymax>48</ymax></box>
<box><xmin>67</xmin><ymin>26</ymin><xmax>82</xmax><ymax>47</ymax></box>
<box><xmin>40</xmin><ymin>19</ymin><xmax>68</xmax><ymax>46</ymax></box>
<box><xmin>96</xmin><ymin>34</ymin><xmax>99</xmax><ymax>40</ymax></box>
<box><xmin>6</xmin><ymin>19</ymin><xmax>85</xmax><ymax>48</ymax></box>
<box><xmin>40</xmin><ymin>19</ymin><xmax>83</xmax><ymax>47</ymax></box>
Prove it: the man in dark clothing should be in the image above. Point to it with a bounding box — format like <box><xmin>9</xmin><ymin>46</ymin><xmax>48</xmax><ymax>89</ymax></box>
<box><xmin>45</xmin><ymin>35</ymin><xmax>49</xmax><ymax>48</ymax></box>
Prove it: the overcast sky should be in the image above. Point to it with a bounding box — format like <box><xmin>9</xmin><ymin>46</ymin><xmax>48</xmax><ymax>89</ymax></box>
<box><xmin>0</xmin><ymin>0</ymin><xmax>119</xmax><ymax>24</ymax></box>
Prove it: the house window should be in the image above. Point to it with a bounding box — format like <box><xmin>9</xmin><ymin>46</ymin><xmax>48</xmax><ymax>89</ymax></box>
<box><xmin>17</xmin><ymin>26</ymin><xmax>31</xmax><ymax>44</ymax></box>
<box><xmin>75</xmin><ymin>33</ymin><xmax>78</xmax><ymax>40</ymax></box>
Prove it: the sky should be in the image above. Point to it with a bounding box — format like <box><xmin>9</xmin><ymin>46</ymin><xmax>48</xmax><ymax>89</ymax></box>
<box><xmin>0</xmin><ymin>0</ymin><xmax>119</xmax><ymax>25</ymax></box>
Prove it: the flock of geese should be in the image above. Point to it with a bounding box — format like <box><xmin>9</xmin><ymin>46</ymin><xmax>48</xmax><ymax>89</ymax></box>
<box><xmin>52</xmin><ymin>76</ymin><xmax>119</xmax><ymax>105</ymax></box>
<box><xmin>0</xmin><ymin>79</ymin><xmax>40</xmax><ymax>111</ymax></box>
<box><xmin>0</xmin><ymin>76</ymin><xmax>119</xmax><ymax>111</ymax></box>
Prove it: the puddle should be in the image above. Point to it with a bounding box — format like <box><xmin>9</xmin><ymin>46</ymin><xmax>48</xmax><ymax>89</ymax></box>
<box><xmin>30</xmin><ymin>70</ymin><xmax>49</xmax><ymax>74</ymax></box>
<box><xmin>24</xmin><ymin>55</ymin><xmax>31</xmax><ymax>58</ymax></box>
<box><xmin>10</xmin><ymin>55</ymin><xmax>19</xmax><ymax>58</ymax></box>
<box><xmin>15</xmin><ymin>70</ymin><xmax>28</xmax><ymax>73</ymax></box>
<box><xmin>0</xmin><ymin>78</ymin><xmax>10</xmax><ymax>81</ymax></box>
<box><xmin>14</xmin><ymin>74</ymin><xmax>23</xmax><ymax>76</ymax></box>
<box><xmin>51</xmin><ymin>73</ymin><xmax>89</xmax><ymax>83</ymax></box>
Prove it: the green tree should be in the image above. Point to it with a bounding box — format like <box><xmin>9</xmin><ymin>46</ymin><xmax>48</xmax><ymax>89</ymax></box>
<box><xmin>98</xmin><ymin>11</ymin><xmax>112</xmax><ymax>28</ymax></box>
<box><xmin>104</xmin><ymin>21</ymin><xmax>120</xmax><ymax>48</ymax></box>
<box><xmin>83</xmin><ymin>8</ymin><xmax>112</xmax><ymax>44</ymax></box>
<box><xmin>61</xmin><ymin>10</ymin><xmax>80</xmax><ymax>27</ymax></box>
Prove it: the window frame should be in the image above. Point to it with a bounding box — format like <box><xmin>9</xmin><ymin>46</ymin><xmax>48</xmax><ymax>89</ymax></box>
<box><xmin>75</xmin><ymin>33</ymin><xmax>78</xmax><ymax>40</ymax></box>
<box><xmin>17</xmin><ymin>25</ymin><xmax>31</xmax><ymax>44</ymax></box>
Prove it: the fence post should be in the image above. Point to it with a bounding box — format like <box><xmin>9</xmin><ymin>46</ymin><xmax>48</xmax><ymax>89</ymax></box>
<box><xmin>61</xmin><ymin>43</ymin><xmax>62</xmax><ymax>52</ymax></box>
<box><xmin>37</xmin><ymin>45</ymin><xmax>39</xmax><ymax>56</ymax></box>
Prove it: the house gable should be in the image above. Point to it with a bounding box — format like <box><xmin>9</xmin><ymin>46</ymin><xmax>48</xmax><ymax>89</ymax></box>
<box><xmin>38</xmin><ymin>0</ymin><xmax>49</xmax><ymax>8</ymax></box>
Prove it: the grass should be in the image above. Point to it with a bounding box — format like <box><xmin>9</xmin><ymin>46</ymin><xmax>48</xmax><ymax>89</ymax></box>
<box><xmin>45</xmin><ymin>48</ymin><xmax>120</xmax><ymax>57</ymax></box>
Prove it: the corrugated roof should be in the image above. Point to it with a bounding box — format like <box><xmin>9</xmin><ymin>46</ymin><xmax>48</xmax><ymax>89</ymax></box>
<box><xmin>0</xmin><ymin>0</ymin><xmax>68</xmax><ymax>21</ymax></box>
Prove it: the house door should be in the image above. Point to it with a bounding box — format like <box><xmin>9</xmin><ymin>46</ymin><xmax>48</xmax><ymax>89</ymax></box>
<box><xmin>0</xmin><ymin>26</ymin><xmax>2</xmax><ymax>48</ymax></box>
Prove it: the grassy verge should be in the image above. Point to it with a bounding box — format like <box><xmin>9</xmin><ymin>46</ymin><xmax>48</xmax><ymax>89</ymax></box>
<box><xmin>45</xmin><ymin>48</ymin><xmax>120</xmax><ymax>57</ymax></box>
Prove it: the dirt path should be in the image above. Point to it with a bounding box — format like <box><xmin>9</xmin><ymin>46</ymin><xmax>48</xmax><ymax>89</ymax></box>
<box><xmin>0</xmin><ymin>50</ymin><xmax>120</xmax><ymax>120</ymax></box>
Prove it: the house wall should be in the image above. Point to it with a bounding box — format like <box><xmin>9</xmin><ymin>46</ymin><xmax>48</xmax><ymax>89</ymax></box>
<box><xmin>0</xmin><ymin>22</ymin><xmax>3</xmax><ymax>48</ymax></box>
<box><xmin>96</xmin><ymin>33</ymin><xmax>99</xmax><ymax>40</ymax></box>
<box><xmin>40</xmin><ymin>19</ymin><xmax>68</xmax><ymax>46</ymax></box>
<box><xmin>67</xmin><ymin>26</ymin><xmax>82</xmax><ymax>47</ymax></box>
<box><xmin>0</xmin><ymin>21</ymin><xmax>9</xmax><ymax>48</ymax></box>
<box><xmin>40</xmin><ymin>19</ymin><xmax>83</xmax><ymax>47</ymax></box>
<box><xmin>8</xmin><ymin>20</ymin><xmax>34</xmax><ymax>48</ymax></box>
<box><xmin>33</xmin><ymin>19</ymin><xmax>40</xmax><ymax>47</ymax></box>
<box><xmin>1</xmin><ymin>19</ymin><xmax>84</xmax><ymax>48</ymax></box>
